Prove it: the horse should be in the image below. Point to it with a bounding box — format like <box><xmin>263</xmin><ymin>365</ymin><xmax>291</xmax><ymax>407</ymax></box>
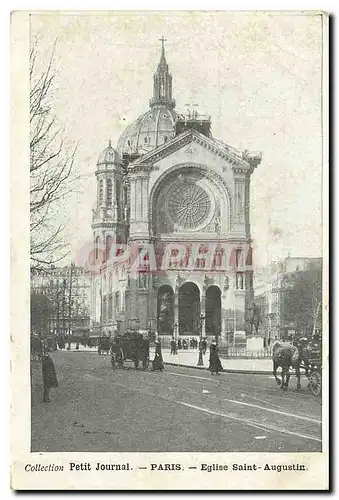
<box><xmin>272</xmin><ymin>341</ymin><xmax>301</xmax><ymax>391</ymax></box>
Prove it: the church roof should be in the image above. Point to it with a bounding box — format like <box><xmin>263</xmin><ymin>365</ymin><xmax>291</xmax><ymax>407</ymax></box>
<box><xmin>117</xmin><ymin>106</ymin><xmax>182</xmax><ymax>156</ymax></box>
<box><xmin>97</xmin><ymin>140</ymin><xmax>122</xmax><ymax>166</ymax></box>
<box><xmin>129</xmin><ymin>128</ymin><xmax>260</xmax><ymax>171</ymax></box>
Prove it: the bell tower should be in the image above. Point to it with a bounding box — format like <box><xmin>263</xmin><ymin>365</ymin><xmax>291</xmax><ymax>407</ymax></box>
<box><xmin>91</xmin><ymin>140</ymin><xmax>127</xmax><ymax>251</ymax></box>
<box><xmin>90</xmin><ymin>141</ymin><xmax>128</xmax><ymax>334</ymax></box>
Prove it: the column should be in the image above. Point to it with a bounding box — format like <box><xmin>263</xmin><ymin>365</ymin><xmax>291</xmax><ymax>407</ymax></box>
<box><xmin>232</xmin><ymin>168</ymin><xmax>247</xmax><ymax>236</ymax></box>
<box><xmin>129</xmin><ymin>170</ymin><xmax>149</xmax><ymax>237</ymax></box>
<box><xmin>173</xmin><ymin>289</ymin><xmax>179</xmax><ymax>338</ymax></box>
<box><xmin>130</xmin><ymin>178</ymin><xmax>136</xmax><ymax>222</ymax></box>
<box><xmin>221</xmin><ymin>294</ymin><xmax>228</xmax><ymax>343</ymax></box>
<box><xmin>201</xmin><ymin>293</ymin><xmax>206</xmax><ymax>337</ymax></box>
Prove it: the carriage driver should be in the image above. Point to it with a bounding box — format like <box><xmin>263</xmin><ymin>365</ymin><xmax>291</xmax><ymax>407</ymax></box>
<box><xmin>296</xmin><ymin>337</ymin><xmax>311</xmax><ymax>375</ymax></box>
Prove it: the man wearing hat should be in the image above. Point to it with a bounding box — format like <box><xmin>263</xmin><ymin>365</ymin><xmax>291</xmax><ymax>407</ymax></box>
<box><xmin>41</xmin><ymin>350</ymin><xmax>59</xmax><ymax>402</ymax></box>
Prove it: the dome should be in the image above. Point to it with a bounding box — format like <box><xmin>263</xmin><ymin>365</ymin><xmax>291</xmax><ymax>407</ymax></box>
<box><xmin>97</xmin><ymin>140</ymin><xmax>122</xmax><ymax>166</ymax></box>
<box><xmin>117</xmin><ymin>106</ymin><xmax>181</xmax><ymax>156</ymax></box>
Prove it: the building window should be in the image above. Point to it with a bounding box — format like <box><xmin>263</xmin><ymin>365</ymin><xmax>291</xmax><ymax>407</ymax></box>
<box><xmin>95</xmin><ymin>236</ymin><xmax>100</xmax><ymax>261</ymax></box>
<box><xmin>116</xmin><ymin>182</ymin><xmax>121</xmax><ymax>208</ymax></box>
<box><xmin>236</xmin><ymin>272</ymin><xmax>244</xmax><ymax>290</ymax></box>
<box><xmin>99</xmin><ymin>180</ymin><xmax>104</xmax><ymax>204</ymax></box>
<box><xmin>102</xmin><ymin>297</ymin><xmax>107</xmax><ymax>322</ymax></box>
<box><xmin>106</xmin><ymin>179</ymin><xmax>112</xmax><ymax>205</ymax></box>
<box><xmin>138</xmin><ymin>272</ymin><xmax>148</xmax><ymax>289</ymax></box>
<box><xmin>108</xmin><ymin>295</ymin><xmax>112</xmax><ymax>320</ymax></box>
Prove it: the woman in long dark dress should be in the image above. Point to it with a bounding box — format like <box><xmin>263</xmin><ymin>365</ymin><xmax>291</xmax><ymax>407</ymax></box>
<box><xmin>152</xmin><ymin>339</ymin><xmax>164</xmax><ymax>371</ymax></box>
<box><xmin>209</xmin><ymin>341</ymin><xmax>223</xmax><ymax>375</ymax></box>
<box><xmin>41</xmin><ymin>352</ymin><xmax>59</xmax><ymax>402</ymax></box>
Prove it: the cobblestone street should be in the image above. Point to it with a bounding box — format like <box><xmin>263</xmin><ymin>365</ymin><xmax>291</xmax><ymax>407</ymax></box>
<box><xmin>31</xmin><ymin>351</ymin><xmax>322</xmax><ymax>453</ymax></box>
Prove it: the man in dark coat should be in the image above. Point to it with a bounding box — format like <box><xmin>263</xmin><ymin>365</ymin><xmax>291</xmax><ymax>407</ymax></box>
<box><xmin>41</xmin><ymin>352</ymin><xmax>59</xmax><ymax>402</ymax></box>
<box><xmin>209</xmin><ymin>340</ymin><xmax>223</xmax><ymax>375</ymax></box>
<box><xmin>170</xmin><ymin>337</ymin><xmax>176</xmax><ymax>355</ymax></box>
<box><xmin>152</xmin><ymin>339</ymin><xmax>164</xmax><ymax>371</ymax></box>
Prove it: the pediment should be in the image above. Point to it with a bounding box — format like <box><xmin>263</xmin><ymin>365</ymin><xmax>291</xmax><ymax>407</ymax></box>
<box><xmin>129</xmin><ymin>129</ymin><xmax>258</xmax><ymax>172</ymax></box>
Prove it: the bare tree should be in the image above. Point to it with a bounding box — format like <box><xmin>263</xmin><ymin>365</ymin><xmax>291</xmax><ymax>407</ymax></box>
<box><xmin>30</xmin><ymin>39</ymin><xmax>78</xmax><ymax>270</ymax></box>
<box><xmin>282</xmin><ymin>266</ymin><xmax>322</xmax><ymax>336</ymax></box>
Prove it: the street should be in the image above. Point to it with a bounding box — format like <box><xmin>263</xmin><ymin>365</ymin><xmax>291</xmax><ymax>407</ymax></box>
<box><xmin>31</xmin><ymin>351</ymin><xmax>322</xmax><ymax>453</ymax></box>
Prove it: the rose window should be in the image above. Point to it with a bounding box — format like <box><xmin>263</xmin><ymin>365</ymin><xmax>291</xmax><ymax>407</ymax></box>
<box><xmin>167</xmin><ymin>180</ymin><xmax>211</xmax><ymax>229</ymax></box>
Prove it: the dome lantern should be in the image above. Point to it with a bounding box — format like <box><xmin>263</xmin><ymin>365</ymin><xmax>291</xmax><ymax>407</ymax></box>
<box><xmin>97</xmin><ymin>140</ymin><xmax>122</xmax><ymax>168</ymax></box>
<box><xmin>149</xmin><ymin>37</ymin><xmax>175</xmax><ymax>110</ymax></box>
<box><xmin>117</xmin><ymin>38</ymin><xmax>182</xmax><ymax>157</ymax></box>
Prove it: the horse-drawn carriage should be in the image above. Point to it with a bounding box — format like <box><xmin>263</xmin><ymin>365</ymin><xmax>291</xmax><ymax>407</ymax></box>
<box><xmin>98</xmin><ymin>336</ymin><xmax>111</xmax><ymax>355</ymax></box>
<box><xmin>300</xmin><ymin>339</ymin><xmax>322</xmax><ymax>397</ymax></box>
<box><xmin>111</xmin><ymin>331</ymin><xmax>150</xmax><ymax>369</ymax></box>
<box><xmin>272</xmin><ymin>336</ymin><xmax>322</xmax><ymax>396</ymax></box>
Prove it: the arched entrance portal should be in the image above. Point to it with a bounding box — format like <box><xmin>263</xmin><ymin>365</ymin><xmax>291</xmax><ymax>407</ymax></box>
<box><xmin>205</xmin><ymin>286</ymin><xmax>221</xmax><ymax>339</ymax></box>
<box><xmin>179</xmin><ymin>282</ymin><xmax>200</xmax><ymax>336</ymax></box>
<box><xmin>157</xmin><ymin>286</ymin><xmax>174</xmax><ymax>335</ymax></box>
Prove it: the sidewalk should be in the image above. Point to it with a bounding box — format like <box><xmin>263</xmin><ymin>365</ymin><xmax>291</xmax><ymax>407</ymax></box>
<box><xmin>60</xmin><ymin>345</ymin><xmax>272</xmax><ymax>374</ymax></box>
<box><xmin>158</xmin><ymin>348</ymin><xmax>272</xmax><ymax>374</ymax></box>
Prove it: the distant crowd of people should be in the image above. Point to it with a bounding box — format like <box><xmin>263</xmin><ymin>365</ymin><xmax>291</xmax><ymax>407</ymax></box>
<box><xmin>169</xmin><ymin>337</ymin><xmax>203</xmax><ymax>354</ymax></box>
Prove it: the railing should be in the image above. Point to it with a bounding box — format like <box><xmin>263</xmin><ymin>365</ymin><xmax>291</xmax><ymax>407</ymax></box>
<box><xmin>156</xmin><ymin>337</ymin><xmax>273</xmax><ymax>359</ymax></box>
<box><xmin>219</xmin><ymin>347</ymin><xmax>273</xmax><ymax>359</ymax></box>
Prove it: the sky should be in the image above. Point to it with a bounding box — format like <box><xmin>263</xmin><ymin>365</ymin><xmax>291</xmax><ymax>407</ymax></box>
<box><xmin>30</xmin><ymin>11</ymin><xmax>324</xmax><ymax>270</ymax></box>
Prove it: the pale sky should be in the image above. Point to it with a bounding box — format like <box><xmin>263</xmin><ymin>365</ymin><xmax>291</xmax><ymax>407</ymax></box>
<box><xmin>30</xmin><ymin>11</ymin><xmax>323</xmax><ymax>269</ymax></box>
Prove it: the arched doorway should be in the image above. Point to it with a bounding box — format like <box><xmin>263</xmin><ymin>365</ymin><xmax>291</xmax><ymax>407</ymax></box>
<box><xmin>205</xmin><ymin>286</ymin><xmax>221</xmax><ymax>339</ymax></box>
<box><xmin>157</xmin><ymin>286</ymin><xmax>174</xmax><ymax>334</ymax></box>
<box><xmin>179</xmin><ymin>282</ymin><xmax>200</xmax><ymax>336</ymax></box>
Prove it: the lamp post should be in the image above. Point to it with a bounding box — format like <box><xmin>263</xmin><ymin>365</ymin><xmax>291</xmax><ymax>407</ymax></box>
<box><xmin>147</xmin><ymin>317</ymin><xmax>156</xmax><ymax>340</ymax></box>
<box><xmin>173</xmin><ymin>321</ymin><xmax>179</xmax><ymax>354</ymax></box>
<box><xmin>197</xmin><ymin>313</ymin><xmax>205</xmax><ymax>366</ymax></box>
<box><xmin>173</xmin><ymin>321</ymin><xmax>178</xmax><ymax>341</ymax></box>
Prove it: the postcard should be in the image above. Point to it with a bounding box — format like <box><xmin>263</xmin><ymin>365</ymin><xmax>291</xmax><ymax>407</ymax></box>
<box><xmin>10</xmin><ymin>10</ymin><xmax>329</xmax><ymax>490</ymax></box>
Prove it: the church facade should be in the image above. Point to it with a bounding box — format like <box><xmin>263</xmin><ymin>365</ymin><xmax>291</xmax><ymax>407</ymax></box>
<box><xmin>90</xmin><ymin>41</ymin><xmax>261</xmax><ymax>343</ymax></box>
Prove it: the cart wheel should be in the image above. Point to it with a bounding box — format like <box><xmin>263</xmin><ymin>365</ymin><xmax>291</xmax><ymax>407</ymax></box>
<box><xmin>134</xmin><ymin>358</ymin><xmax>139</xmax><ymax>369</ymax></box>
<box><xmin>309</xmin><ymin>370</ymin><xmax>321</xmax><ymax>396</ymax></box>
<box><xmin>142</xmin><ymin>358</ymin><xmax>149</xmax><ymax>370</ymax></box>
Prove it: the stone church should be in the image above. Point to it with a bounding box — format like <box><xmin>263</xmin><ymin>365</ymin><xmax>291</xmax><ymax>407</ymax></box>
<box><xmin>90</xmin><ymin>40</ymin><xmax>261</xmax><ymax>343</ymax></box>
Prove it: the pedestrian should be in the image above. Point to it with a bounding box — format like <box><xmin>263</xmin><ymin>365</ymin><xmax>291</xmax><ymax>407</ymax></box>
<box><xmin>209</xmin><ymin>340</ymin><xmax>223</xmax><ymax>375</ymax></box>
<box><xmin>41</xmin><ymin>351</ymin><xmax>58</xmax><ymax>402</ymax></box>
<box><xmin>202</xmin><ymin>338</ymin><xmax>207</xmax><ymax>355</ymax></box>
<box><xmin>170</xmin><ymin>337</ymin><xmax>176</xmax><ymax>355</ymax></box>
<box><xmin>177</xmin><ymin>339</ymin><xmax>182</xmax><ymax>350</ymax></box>
<box><xmin>152</xmin><ymin>339</ymin><xmax>164</xmax><ymax>371</ymax></box>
